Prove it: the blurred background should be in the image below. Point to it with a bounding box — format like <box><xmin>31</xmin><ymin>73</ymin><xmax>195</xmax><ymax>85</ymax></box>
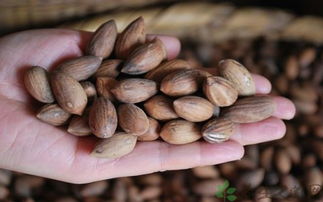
<box><xmin>0</xmin><ymin>0</ymin><xmax>322</xmax><ymax>201</ymax></box>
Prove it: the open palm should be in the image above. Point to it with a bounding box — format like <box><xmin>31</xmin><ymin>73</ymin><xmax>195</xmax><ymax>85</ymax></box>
<box><xmin>0</xmin><ymin>29</ymin><xmax>295</xmax><ymax>183</ymax></box>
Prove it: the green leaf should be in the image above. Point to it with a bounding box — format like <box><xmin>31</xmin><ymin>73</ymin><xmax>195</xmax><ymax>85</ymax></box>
<box><xmin>215</xmin><ymin>191</ymin><xmax>224</xmax><ymax>198</ymax></box>
<box><xmin>227</xmin><ymin>195</ymin><xmax>237</xmax><ymax>201</ymax></box>
<box><xmin>222</xmin><ymin>180</ymin><xmax>230</xmax><ymax>189</ymax></box>
<box><xmin>217</xmin><ymin>180</ymin><xmax>230</xmax><ymax>193</ymax></box>
<box><xmin>226</xmin><ymin>187</ymin><xmax>236</xmax><ymax>194</ymax></box>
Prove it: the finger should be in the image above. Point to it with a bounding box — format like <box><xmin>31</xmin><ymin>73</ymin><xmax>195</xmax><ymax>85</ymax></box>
<box><xmin>147</xmin><ymin>34</ymin><xmax>181</xmax><ymax>59</ymax></box>
<box><xmin>272</xmin><ymin>96</ymin><xmax>296</xmax><ymax>120</ymax></box>
<box><xmin>68</xmin><ymin>140</ymin><xmax>244</xmax><ymax>183</ymax></box>
<box><xmin>230</xmin><ymin>117</ymin><xmax>286</xmax><ymax>145</ymax></box>
<box><xmin>252</xmin><ymin>74</ymin><xmax>272</xmax><ymax>94</ymax></box>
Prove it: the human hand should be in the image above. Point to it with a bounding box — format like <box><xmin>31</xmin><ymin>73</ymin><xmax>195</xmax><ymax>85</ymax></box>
<box><xmin>0</xmin><ymin>29</ymin><xmax>295</xmax><ymax>183</ymax></box>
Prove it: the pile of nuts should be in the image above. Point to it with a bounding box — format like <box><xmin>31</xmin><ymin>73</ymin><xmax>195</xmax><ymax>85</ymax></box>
<box><xmin>24</xmin><ymin>17</ymin><xmax>276</xmax><ymax>159</ymax></box>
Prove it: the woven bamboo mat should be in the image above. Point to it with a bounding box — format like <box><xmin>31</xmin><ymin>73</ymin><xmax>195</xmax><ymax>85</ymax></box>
<box><xmin>62</xmin><ymin>2</ymin><xmax>323</xmax><ymax>44</ymax></box>
<box><xmin>0</xmin><ymin>0</ymin><xmax>172</xmax><ymax>33</ymax></box>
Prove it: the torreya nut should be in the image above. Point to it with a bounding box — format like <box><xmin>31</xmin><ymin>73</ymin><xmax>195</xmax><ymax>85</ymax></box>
<box><xmin>275</xmin><ymin>148</ymin><xmax>292</xmax><ymax>174</ymax></box>
<box><xmin>67</xmin><ymin>114</ymin><xmax>91</xmax><ymax>136</ymax></box>
<box><xmin>118</xmin><ymin>104</ymin><xmax>149</xmax><ymax>136</ymax></box>
<box><xmin>160</xmin><ymin>69</ymin><xmax>202</xmax><ymax>96</ymax></box>
<box><xmin>138</xmin><ymin>117</ymin><xmax>160</xmax><ymax>141</ymax></box>
<box><xmin>80</xmin><ymin>81</ymin><xmax>97</xmax><ymax>99</ymax></box>
<box><xmin>94</xmin><ymin>59</ymin><xmax>122</xmax><ymax>78</ymax></box>
<box><xmin>91</xmin><ymin>132</ymin><xmax>137</xmax><ymax>159</ymax></box>
<box><xmin>305</xmin><ymin>167</ymin><xmax>322</xmax><ymax>195</ymax></box>
<box><xmin>24</xmin><ymin>66</ymin><xmax>54</xmax><ymax>103</ymax></box>
<box><xmin>121</xmin><ymin>38</ymin><xmax>167</xmax><ymax>75</ymax></box>
<box><xmin>173</xmin><ymin>96</ymin><xmax>214</xmax><ymax>122</ymax></box>
<box><xmin>55</xmin><ymin>56</ymin><xmax>102</xmax><ymax>81</ymax></box>
<box><xmin>111</xmin><ymin>78</ymin><xmax>157</xmax><ymax>103</ymax></box>
<box><xmin>160</xmin><ymin>119</ymin><xmax>202</xmax><ymax>144</ymax></box>
<box><xmin>202</xmin><ymin>118</ymin><xmax>235</xmax><ymax>143</ymax></box>
<box><xmin>196</xmin><ymin>69</ymin><xmax>213</xmax><ymax>78</ymax></box>
<box><xmin>50</xmin><ymin>72</ymin><xmax>88</xmax><ymax>115</ymax></box>
<box><xmin>218</xmin><ymin>59</ymin><xmax>255</xmax><ymax>96</ymax></box>
<box><xmin>203</xmin><ymin>76</ymin><xmax>238</xmax><ymax>106</ymax></box>
<box><xmin>96</xmin><ymin>77</ymin><xmax>117</xmax><ymax>101</ymax></box>
<box><xmin>89</xmin><ymin>97</ymin><xmax>117</xmax><ymax>138</ymax></box>
<box><xmin>115</xmin><ymin>16</ymin><xmax>146</xmax><ymax>59</ymax></box>
<box><xmin>144</xmin><ymin>95</ymin><xmax>178</xmax><ymax>121</ymax></box>
<box><xmin>222</xmin><ymin>96</ymin><xmax>276</xmax><ymax>123</ymax></box>
<box><xmin>36</xmin><ymin>104</ymin><xmax>71</xmax><ymax>126</ymax></box>
<box><xmin>145</xmin><ymin>59</ymin><xmax>193</xmax><ymax>82</ymax></box>
<box><xmin>86</xmin><ymin>20</ymin><xmax>118</xmax><ymax>59</ymax></box>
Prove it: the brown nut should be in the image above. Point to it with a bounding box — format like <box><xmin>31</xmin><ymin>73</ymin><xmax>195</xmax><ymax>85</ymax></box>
<box><xmin>111</xmin><ymin>78</ymin><xmax>157</xmax><ymax>103</ymax></box>
<box><xmin>50</xmin><ymin>72</ymin><xmax>87</xmax><ymax>115</ymax></box>
<box><xmin>89</xmin><ymin>97</ymin><xmax>117</xmax><ymax>138</ymax></box>
<box><xmin>96</xmin><ymin>77</ymin><xmax>117</xmax><ymax>101</ymax></box>
<box><xmin>94</xmin><ymin>59</ymin><xmax>122</xmax><ymax>78</ymax></box>
<box><xmin>36</xmin><ymin>104</ymin><xmax>71</xmax><ymax>126</ymax></box>
<box><xmin>202</xmin><ymin>118</ymin><xmax>235</xmax><ymax>143</ymax></box>
<box><xmin>160</xmin><ymin>69</ymin><xmax>202</xmax><ymax>96</ymax></box>
<box><xmin>24</xmin><ymin>66</ymin><xmax>54</xmax><ymax>103</ymax></box>
<box><xmin>222</xmin><ymin>96</ymin><xmax>276</xmax><ymax>123</ymax></box>
<box><xmin>218</xmin><ymin>59</ymin><xmax>255</xmax><ymax>96</ymax></box>
<box><xmin>144</xmin><ymin>95</ymin><xmax>178</xmax><ymax>121</ymax></box>
<box><xmin>138</xmin><ymin>117</ymin><xmax>160</xmax><ymax>141</ymax></box>
<box><xmin>55</xmin><ymin>56</ymin><xmax>102</xmax><ymax>81</ymax></box>
<box><xmin>121</xmin><ymin>38</ymin><xmax>166</xmax><ymax>75</ymax></box>
<box><xmin>91</xmin><ymin>132</ymin><xmax>137</xmax><ymax>159</ymax></box>
<box><xmin>160</xmin><ymin>119</ymin><xmax>201</xmax><ymax>144</ymax></box>
<box><xmin>67</xmin><ymin>113</ymin><xmax>91</xmax><ymax>136</ymax></box>
<box><xmin>145</xmin><ymin>59</ymin><xmax>193</xmax><ymax>82</ymax></box>
<box><xmin>203</xmin><ymin>76</ymin><xmax>238</xmax><ymax>106</ymax></box>
<box><xmin>115</xmin><ymin>16</ymin><xmax>146</xmax><ymax>59</ymax></box>
<box><xmin>80</xmin><ymin>81</ymin><xmax>97</xmax><ymax>99</ymax></box>
<box><xmin>173</xmin><ymin>96</ymin><xmax>214</xmax><ymax>122</ymax></box>
<box><xmin>118</xmin><ymin>104</ymin><xmax>149</xmax><ymax>136</ymax></box>
<box><xmin>86</xmin><ymin>20</ymin><xmax>118</xmax><ymax>59</ymax></box>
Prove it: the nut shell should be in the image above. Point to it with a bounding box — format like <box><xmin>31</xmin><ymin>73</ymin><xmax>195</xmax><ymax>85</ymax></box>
<box><xmin>145</xmin><ymin>59</ymin><xmax>192</xmax><ymax>82</ymax></box>
<box><xmin>86</xmin><ymin>20</ymin><xmax>118</xmax><ymax>59</ymax></box>
<box><xmin>96</xmin><ymin>77</ymin><xmax>117</xmax><ymax>101</ymax></box>
<box><xmin>50</xmin><ymin>72</ymin><xmax>87</xmax><ymax>115</ymax></box>
<box><xmin>36</xmin><ymin>104</ymin><xmax>71</xmax><ymax>126</ymax></box>
<box><xmin>202</xmin><ymin>118</ymin><xmax>235</xmax><ymax>143</ymax></box>
<box><xmin>218</xmin><ymin>59</ymin><xmax>255</xmax><ymax>96</ymax></box>
<box><xmin>24</xmin><ymin>66</ymin><xmax>54</xmax><ymax>103</ymax></box>
<box><xmin>160</xmin><ymin>69</ymin><xmax>202</xmax><ymax>96</ymax></box>
<box><xmin>121</xmin><ymin>38</ymin><xmax>166</xmax><ymax>75</ymax></box>
<box><xmin>160</xmin><ymin>119</ymin><xmax>201</xmax><ymax>144</ymax></box>
<box><xmin>89</xmin><ymin>97</ymin><xmax>117</xmax><ymax>138</ymax></box>
<box><xmin>223</xmin><ymin>96</ymin><xmax>276</xmax><ymax>123</ymax></box>
<box><xmin>138</xmin><ymin>117</ymin><xmax>160</xmax><ymax>141</ymax></box>
<box><xmin>115</xmin><ymin>16</ymin><xmax>146</xmax><ymax>59</ymax></box>
<box><xmin>144</xmin><ymin>95</ymin><xmax>178</xmax><ymax>121</ymax></box>
<box><xmin>118</xmin><ymin>104</ymin><xmax>149</xmax><ymax>136</ymax></box>
<box><xmin>55</xmin><ymin>56</ymin><xmax>102</xmax><ymax>81</ymax></box>
<box><xmin>91</xmin><ymin>132</ymin><xmax>137</xmax><ymax>159</ymax></box>
<box><xmin>112</xmin><ymin>78</ymin><xmax>157</xmax><ymax>103</ymax></box>
<box><xmin>68</xmin><ymin>114</ymin><xmax>91</xmax><ymax>136</ymax></box>
<box><xmin>203</xmin><ymin>76</ymin><xmax>238</xmax><ymax>106</ymax></box>
<box><xmin>94</xmin><ymin>59</ymin><xmax>122</xmax><ymax>78</ymax></box>
<box><xmin>80</xmin><ymin>81</ymin><xmax>97</xmax><ymax>99</ymax></box>
<box><xmin>173</xmin><ymin>96</ymin><xmax>214</xmax><ymax>122</ymax></box>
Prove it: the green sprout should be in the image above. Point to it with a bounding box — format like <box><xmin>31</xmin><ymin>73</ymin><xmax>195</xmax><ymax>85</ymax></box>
<box><xmin>215</xmin><ymin>180</ymin><xmax>237</xmax><ymax>202</ymax></box>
